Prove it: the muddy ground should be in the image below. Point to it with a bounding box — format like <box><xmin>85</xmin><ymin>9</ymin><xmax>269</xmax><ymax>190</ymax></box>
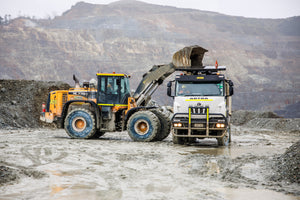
<box><xmin>0</xmin><ymin>79</ymin><xmax>300</xmax><ymax>199</ymax></box>
<box><xmin>0</xmin><ymin>125</ymin><xmax>299</xmax><ymax>200</ymax></box>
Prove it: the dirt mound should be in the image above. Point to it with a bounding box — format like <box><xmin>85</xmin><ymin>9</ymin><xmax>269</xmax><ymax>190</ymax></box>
<box><xmin>0</xmin><ymin>163</ymin><xmax>47</xmax><ymax>186</ymax></box>
<box><xmin>271</xmin><ymin>140</ymin><xmax>300</xmax><ymax>184</ymax></box>
<box><xmin>231</xmin><ymin>110</ymin><xmax>300</xmax><ymax>132</ymax></box>
<box><xmin>231</xmin><ymin>110</ymin><xmax>281</xmax><ymax>126</ymax></box>
<box><xmin>0</xmin><ymin>79</ymin><xmax>70</xmax><ymax>129</ymax></box>
<box><xmin>244</xmin><ymin>118</ymin><xmax>300</xmax><ymax>132</ymax></box>
<box><xmin>275</xmin><ymin>102</ymin><xmax>300</xmax><ymax>118</ymax></box>
<box><xmin>0</xmin><ymin>165</ymin><xmax>18</xmax><ymax>185</ymax></box>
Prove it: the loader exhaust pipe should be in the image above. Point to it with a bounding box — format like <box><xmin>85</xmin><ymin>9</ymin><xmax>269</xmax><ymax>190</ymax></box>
<box><xmin>73</xmin><ymin>74</ymin><xmax>80</xmax><ymax>88</ymax></box>
<box><xmin>172</xmin><ymin>45</ymin><xmax>208</xmax><ymax>68</ymax></box>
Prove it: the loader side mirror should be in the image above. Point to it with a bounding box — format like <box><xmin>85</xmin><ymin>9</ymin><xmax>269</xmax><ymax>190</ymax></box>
<box><xmin>167</xmin><ymin>81</ymin><xmax>173</xmax><ymax>97</ymax></box>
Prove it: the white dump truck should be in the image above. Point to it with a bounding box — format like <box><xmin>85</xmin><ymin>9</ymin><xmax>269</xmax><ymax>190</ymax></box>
<box><xmin>167</xmin><ymin>47</ymin><xmax>234</xmax><ymax>146</ymax></box>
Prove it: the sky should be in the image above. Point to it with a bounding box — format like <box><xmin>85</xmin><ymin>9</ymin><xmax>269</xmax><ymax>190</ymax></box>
<box><xmin>0</xmin><ymin>0</ymin><xmax>299</xmax><ymax>19</ymax></box>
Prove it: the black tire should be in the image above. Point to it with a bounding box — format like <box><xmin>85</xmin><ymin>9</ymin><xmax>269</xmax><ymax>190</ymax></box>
<box><xmin>92</xmin><ymin>130</ymin><xmax>105</xmax><ymax>139</ymax></box>
<box><xmin>172</xmin><ymin>130</ymin><xmax>186</xmax><ymax>145</ymax></box>
<box><xmin>64</xmin><ymin>108</ymin><xmax>96</xmax><ymax>139</ymax></box>
<box><xmin>127</xmin><ymin>110</ymin><xmax>160</xmax><ymax>142</ymax></box>
<box><xmin>172</xmin><ymin>135</ymin><xmax>185</xmax><ymax>145</ymax></box>
<box><xmin>187</xmin><ymin>137</ymin><xmax>196</xmax><ymax>144</ymax></box>
<box><xmin>151</xmin><ymin>109</ymin><xmax>171</xmax><ymax>141</ymax></box>
<box><xmin>229</xmin><ymin>125</ymin><xmax>232</xmax><ymax>143</ymax></box>
<box><xmin>217</xmin><ymin>126</ymin><xmax>231</xmax><ymax>146</ymax></box>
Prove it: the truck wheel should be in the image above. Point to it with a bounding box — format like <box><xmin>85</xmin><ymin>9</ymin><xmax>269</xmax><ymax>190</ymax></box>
<box><xmin>188</xmin><ymin>137</ymin><xmax>196</xmax><ymax>144</ymax></box>
<box><xmin>172</xmin><ymin>135</ymin><xmax>185</xmax><ymax>145</ymax></box>
<box><xmin>151</xmin><ymin>109</ymin><xmax>171</xmax><ymax>141</ymax></box>
<box><xmin>217</xmin><ymin>126</ymin><xmax>231</xmax><ymax>146</ymax></box>
<box><xmin>64</xmin><ymin>108</ymin><xmax>96</xmax><ymax>139</ymax></box>
<box><xmin>172</xmin><ymin>130</ymin><xmax>186</xmax><ymax>145</ymax></box>
<box><xmin>127</xmin><ymin>110</ymin><xmax>160</xmax><ymax>142</ymax></box>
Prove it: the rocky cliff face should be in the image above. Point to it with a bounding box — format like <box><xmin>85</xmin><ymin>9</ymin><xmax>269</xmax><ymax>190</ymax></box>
<box><xmin>0</xmin><ymin>0</ymin><xmax>299</xmax><ymax>115</ymax></box>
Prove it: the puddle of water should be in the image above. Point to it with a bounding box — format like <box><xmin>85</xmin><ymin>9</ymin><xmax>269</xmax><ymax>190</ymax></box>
<box><xmin>218</xmin><ymin>187</ymin><xmax>299</xmax><ymax>200</ymax></box>
<box><xmin>185</xmin><ymin>134</ymin><xmax>294</xmax><ymax>158</ymax></box>
<box><xmin>51</xmin><ymin>185</ymin><xmax>68</xmax><ymax>195</ymax></box>
<box><xmin>187</xmin><ymin>145</ymin><xmax>288</xmax><ymax>158</ymax></box>
<box><xmin>188</xmin><ymin>147</ymin><xmax>230</xmax><ymax>156</ymax></box>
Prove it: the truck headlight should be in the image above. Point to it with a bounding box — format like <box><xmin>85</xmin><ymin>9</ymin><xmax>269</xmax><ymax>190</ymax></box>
<box><xmin>174</xmin><ymin>123</ymin><xmax>182</xmax><ymax>127</ymax></box>
<box><xmin>216</xmin><ymin>123</ymin><xmax>225</xmax><ymax>128</ymax></box>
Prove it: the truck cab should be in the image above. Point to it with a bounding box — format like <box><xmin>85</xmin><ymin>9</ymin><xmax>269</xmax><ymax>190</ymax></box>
<box><xmin>167</xmin><ymin>66</ymin><xmax>234</xmax><ymax>146</ymax></box>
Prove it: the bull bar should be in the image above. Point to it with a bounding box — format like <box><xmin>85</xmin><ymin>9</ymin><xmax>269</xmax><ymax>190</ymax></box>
<box><xmin>172</xmin><ymin>106</ymin><xmax>228</xmax><ymax>138</ymax></box>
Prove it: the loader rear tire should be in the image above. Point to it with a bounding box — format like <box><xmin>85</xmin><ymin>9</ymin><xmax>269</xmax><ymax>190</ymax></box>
<box><xmin>65</xmin><ymin>108</ymin><xmax>96</xmax><ymax>139</ymax></box>
<box><xmin>127</xmin><ymin>110</ymin><xmax>160</xmax><ymax>142</ymax></box>
<box><xmin>151</xmin><ymin>109</ymin><xmax>171</xmax><ymax>141</ymax></box>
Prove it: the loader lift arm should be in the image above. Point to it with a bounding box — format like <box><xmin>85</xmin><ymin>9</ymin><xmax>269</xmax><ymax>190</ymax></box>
<box><xmin>133</xmin><ymin>45</ymin><xmax>208</xmax><ymax>106</ymax></box>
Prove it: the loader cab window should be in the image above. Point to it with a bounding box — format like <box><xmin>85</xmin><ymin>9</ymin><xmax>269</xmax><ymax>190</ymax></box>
<box><xmin>120</xmin><ymin>77</ymin><xmax>131</xmax><ymax>102</ymax></box>
<box><xmin>176</xmin><ymin>81</ymin><xmax>224</xmax><ymax>96</ymax></box>
<box><xmin>97</xmin><ymin>75</ymin><xmax>130</xmax><ymax>105</ymax></box>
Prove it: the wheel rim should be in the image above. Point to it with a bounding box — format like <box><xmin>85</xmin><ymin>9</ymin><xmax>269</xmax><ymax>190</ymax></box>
<box><xmin>72</xmin><ymin>117</ymin><xmax>87</xmax><ymax>132</ymax></box>
<box><xmin>134</xmin><ymin>119</ymin><xmax>149</xmax><ymax>135</ymax></box>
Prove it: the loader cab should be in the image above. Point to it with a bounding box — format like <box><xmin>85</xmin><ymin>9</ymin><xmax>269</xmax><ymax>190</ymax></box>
<box><xmin>97</xmin><ymin>73</ymin><xmax>131</xmax><ymax>106</ymax></box>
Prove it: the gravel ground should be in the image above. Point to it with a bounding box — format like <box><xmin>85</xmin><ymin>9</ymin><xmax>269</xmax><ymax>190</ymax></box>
<box><xmin>270</xmin><ymin>140</ymin><xmax>300</xmax><ymax>184</ymax></box>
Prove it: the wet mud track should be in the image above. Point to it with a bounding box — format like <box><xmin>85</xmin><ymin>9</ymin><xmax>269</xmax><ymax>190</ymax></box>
<box><xmin>0</xmin><ymin>127</ymin><xmax>299</xmax><ymax>200</ymax></box>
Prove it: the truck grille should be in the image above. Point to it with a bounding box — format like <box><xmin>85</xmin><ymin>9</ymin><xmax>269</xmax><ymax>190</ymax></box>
<box><xmin>190</xmin><ymin>107</ymin><xmax>207</xmax><ymax>114</ymax></box>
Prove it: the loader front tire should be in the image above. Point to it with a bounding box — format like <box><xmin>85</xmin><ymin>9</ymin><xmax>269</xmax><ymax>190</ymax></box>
<box><xmin>127</xmin><ymin>110</ymin><xmax>160</xmax><ymax>142</ymax></box>
<box><xmin>65</xmin><ymin>108</ymin><xmax>96</xmax><ymax>139</ymax></box>
<box><xmin>151</xmin><ymin>109</ymin><xmax>171</xmax><ymax>141</ymax></box>
<box><xmin>92</xmin><ymin>130</ymin><xmax>105</xmax><ymax>139</ymax></box>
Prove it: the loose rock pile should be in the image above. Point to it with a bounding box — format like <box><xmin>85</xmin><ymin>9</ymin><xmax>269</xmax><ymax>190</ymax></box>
<box><xmin>0</xmin><ymin>163</ymin><xmax>47</xmax><ymax>186</ymax></box>
<box><xmin>232</xmin><ymin>110</ymin><xmax>300</xmax><ymax>132</ymax></box>
<box><xmin>0</xmin><ymin>80</ymin><xmax>70</xmax><ymax>129</ymax></box>
<box><xmin>231</xmin><ymin>110</ymin><xmax>281</xmax><ymax>126</ymax></box>
<box><xmin>271</xmin><ymin>140</ymin><xmax>300</xmax><ymax>184</ymax></box>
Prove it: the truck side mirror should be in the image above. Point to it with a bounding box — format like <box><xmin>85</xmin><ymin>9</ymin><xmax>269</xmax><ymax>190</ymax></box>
<box><xmin>228</xmin><ymin>80</ymin><xmax>234</xmax><ymax>96</ymax></box>
<box><xmin>167</xmin><ymin>81</ymin><xmax>173</xmax><ymax>97</ymax></box>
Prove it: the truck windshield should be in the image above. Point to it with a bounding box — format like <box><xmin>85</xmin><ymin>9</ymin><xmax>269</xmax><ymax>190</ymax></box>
<box><xmin>176</xmin><ymin>81</ymin><xmax>224</xmax><ymax>96</ymax></box>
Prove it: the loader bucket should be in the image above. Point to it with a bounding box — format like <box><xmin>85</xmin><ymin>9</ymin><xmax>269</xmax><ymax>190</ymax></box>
<box><xmin>172</xmin><ymin>45</ymin><xmax>208</xmax><ymax>68</ymax></box>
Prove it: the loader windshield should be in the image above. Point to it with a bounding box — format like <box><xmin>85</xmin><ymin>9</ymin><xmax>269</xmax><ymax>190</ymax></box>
<box><xmin>176</xmin><ymin>81</ymin><xmax>224</xmax><ymax>96</ymax></box>
<box><xmin>97</xmin><ymin>75</ymin><xmax>131</xmax><ymax>106</ymax></box>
